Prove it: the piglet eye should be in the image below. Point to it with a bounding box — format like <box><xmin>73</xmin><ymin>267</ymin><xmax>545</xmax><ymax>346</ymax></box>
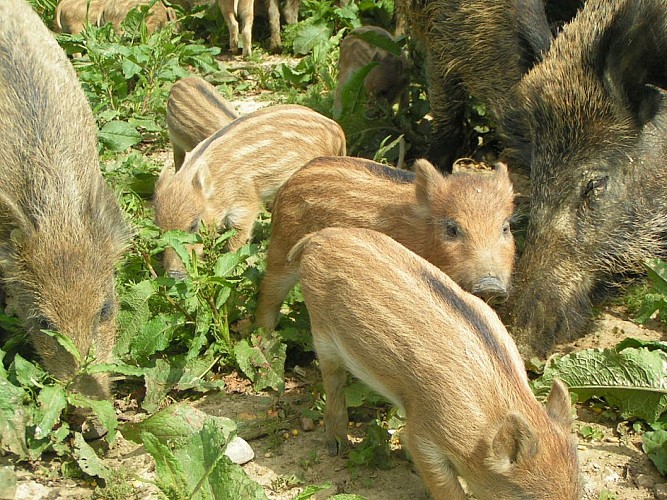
<box><xmin>189</xmin><ymin>218</ymin><xmax>201</xmax><ymax>233</ymax></box>
<box><xmin>444</xmin><ymin>221</ymin><xmax>459</xmax><ymax>238</ymax></box>
<box><xmin>100</xmin><ymin>300</ymin><xmax>114</xmax><ymax>322</ymax></box>
<box><xmin>502</xmin><ymin>221</ymin><xmax>511</xmax><ymax>235</ymax></box>
<box><xmin>583</xmin><ymin>176</ymin><xmax>609</xmax><ymax>199</ymax></box>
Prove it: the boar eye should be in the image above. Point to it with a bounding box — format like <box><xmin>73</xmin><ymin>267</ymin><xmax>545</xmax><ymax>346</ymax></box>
<box><xmin>100</xmin><ymin>300</ymin><xmax>114</xmax><ymax>322</ymax></box>
<box><xmin>443</xmin><ymin>220</ymin><xmax>459</xmax><ymax>238</ymax></box>
<box><xmin>582</xmin><ymin>175</ymin><xmax>609</xmax><ymax>199</ymax></box>
<box><xmin>502</xmin><ymin>221</ymin><xmax>511</xmax><ymax>235</ymax></box>
<box><xmin>189</xmin><ymin>218</ymin><xmax>201</xmax><ymax>233</ymax></box>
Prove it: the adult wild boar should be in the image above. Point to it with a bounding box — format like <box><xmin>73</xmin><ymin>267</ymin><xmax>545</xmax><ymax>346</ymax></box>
<box><xmin>255</xmin><ymin>156</ymin><xmax>515</xmax><ymax>332</ymax></box>
<box><xmin>404</xmin><ymin>0</ymin><xmax>552</xmax><ymax>171</ymax></box>
<box><xmin>0</xmin><ymin>0</ymin><xmax>130</xmax><ymax>399</ymax></box>
<box><xmin>290</xmin><ymin>227</ymin><xmax>580</xmax><ymax>499</ymax></box>
<box><xmin>154</xmin><ymin>104</ymin><xmax>346</xmax><ymax>278</ymax></box>
<box><xmin>506</xmin><ymin>0</ymin><xmax>667</xmax><ymax>357</ymax></box>
<box><xmin>166</xmin><ymin>76</ymin><xmax>239</xmax><ymax>170</ymax></box>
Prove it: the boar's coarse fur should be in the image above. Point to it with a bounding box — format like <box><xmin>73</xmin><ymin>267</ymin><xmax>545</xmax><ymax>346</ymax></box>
<box><xmin>54</xmin><ymin>0</ymin><xmax>105</xmax><ymax>34</ymax></box>
<box><xmin>505</xmin><ymin>0</ymin><xmax>667</xmax><ymax>357</ymax></box>
<box><xmin>100</xmin><ymin>0</ymin><xmax>176</xmax><ymax>33</ymax></box>
<box><xmin>154</xmin><ymin>104</ymin><xmax>346</xmax><ymax>278</ymax></box>
<box><xmin>166</xmin><ymin>76</ymin><xmax>239</xmax><ymax>171</ymax></box>
<box><xmin>0</xmin><ymin>0</ymin><xmax>130</xmax><ymax>399</ymax></box>
<box><xmin>254</xmin><ymin>0</ymin><xmax>300</xmax><ymax>52</ymax></box>
<box><xmin>404</xmin><ymin>0</ymin><xmax>552</xmax><ymax>172</ymax></box>
<box><xmin>333</xmin><ymin>26</ymin><xmax>410</xmax><ymax>116</ymax></box>
<box><xmin>290</xmin><ymin>227</ymin><xmax>580</xmax><ymax>500</ymax></box>
<box><xmin>255</xmin><ymin>156</ymin><xmax>515</xmax><ymax>332</ymax></box>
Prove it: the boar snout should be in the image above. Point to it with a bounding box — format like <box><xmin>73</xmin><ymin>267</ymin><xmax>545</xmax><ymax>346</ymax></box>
<box><xmin>471</xmin><ymin>275</ymin><xmax>508</xmax><ymax>302</ymax></box>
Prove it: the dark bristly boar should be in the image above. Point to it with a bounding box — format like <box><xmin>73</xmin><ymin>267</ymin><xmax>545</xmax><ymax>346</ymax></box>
<box><xmin>506</xmin><ymin>0</ymin><xmax>667</xmax><ymax>358</ymax></box>
<box><xmin>404</xmin><ymin>0</ymin><xmax>552</xmax><ymax>172</ymax></box>
<box><xmin>255</xmin><ymin>0</ymin><xmax>300</xmax><ymax>53</ymax></box>
<box><xmin>154</xmin><ymin>104</ymin><xmax>346</xmax><ymax>278</ymax></box>
<box><xmin>333</xmin><ymin>26</ymin><xmax>410</xmax><ymax>116</ymax></box>
<box><xmin>254</xmin><ymin>156</ymin><xmax>515</xmax><ymax>332</ymax></box>
<box><xmin>0</xmin><ymin>0</ymin><xmax>130</xmax><ymax>399</ymax></box>
<box><xmin>289</xmin><ymin>227</ymin><xmax>580</xmax><ymax>500</ymax></box>
<box><xmin>100</xmin><ymin>0</ymin><xmax>177</xmax><ymax>34</ymax></box>
<box><xmin>166</xmin><ymin>76</ymin><xmax>239</xmax><ymax>171</ymax></box>
<box><xmin>54</xmin><ymin>0</ymin><xmax>105</xmax><ymax>34</ymax></box>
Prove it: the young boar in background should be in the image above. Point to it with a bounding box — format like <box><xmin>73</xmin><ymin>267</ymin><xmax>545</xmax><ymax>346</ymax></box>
<box><xmin>333</xmin><ymin>26</ymin><xmax>410</xmax><ymax>116</ymax></box>
<box><xmin>404</xmin><ymin>0</ymin><xmax>552</xmax><ymax>171</ymax></box>
<box><xmin>154</xmin><ymin>104</ymin><xmax>346</xmax><ymax>279</ymax></box>
<box><xmin>254</xmin><ymin>0</ymin><xmax>300</xmax><ymax>52</ymax></box>
<box><xmin>290</xmin><ymin>227</ymin><xmax>580</xmax><ymax>500</ymax></box>
<box><xmin>0</xmin><ymin>0</ymin><xmax>130</xmax><ymax>401</ymax></box>
<box><xmin>217</xmin><ymin>0</ymin><xmax>254</xmax><ymax>57</ymax></box>
<box><xmin>506</xmin><ymin>0</ymin><xmax>667</xmax><ymax>358</ymax></box>
<box><xmin>54</xmin><ymin>0</ymin><xmax>105</xmax><ymax>33</ymax></box>
<box><xmin>167</xmin><ymin>76</ymin><xmax>239</xmax><ymax>171</ymax></box>
<box><xmin>100</xmin><ymin>0</ymin><xmax>176</xmax><ymax>33</ymax></box>
<box><xmin>255</xmin><ymin>156</ymin><xmax>515</xmax><ymax>332</ymax></box>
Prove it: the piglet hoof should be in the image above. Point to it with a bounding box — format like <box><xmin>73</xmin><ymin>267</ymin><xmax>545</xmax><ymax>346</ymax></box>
<box><xmin>327</xmin><ymin>436</ymin><xmax>350</xmax><ymax>456</ymax></box>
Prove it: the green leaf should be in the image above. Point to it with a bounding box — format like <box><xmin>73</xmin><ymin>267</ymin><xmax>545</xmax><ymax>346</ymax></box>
<box><xmin>87</xmin><ymin>362</ymin><xmax>146</xmax><ymax>377</ymax></box>
<box><xmin>11</xmin><ymin>355</ymin><xmax>47</xmax><ymax>388</ymax></box>
<box><xmin>334</xmin><ymin>62</ymin><xmax>376</xmax><ymax>120</ymax></box>
<box><xmin>615</xmin><ymin>338</ymin><xmax>667</xmax><ymax>352</ymax></box>
<box><xmin>213</xmin><ymin>252</ymin><xmax>244</xmax><ymax>278</ymax></box>
<box><xmin>293</xmin><ymin>23</ymin><xmax>331</xmax><ymax>55</ymax></box>
<box><xmin>294</xmin><ymin>483</ymin><xmax>332</xmax><ymax>499</ymax></box>
<box><xmin>67</xmin><ymin>394</ymin><xmax>118</xmax><ymax>442</ymax></box>
<box><xmin>99</xmin><ymin>120</ymin><xmax>142</xmax><ymax>152</ymax></box>
<box><xmin>0</xmin><ymin>366</ymin><xmax>29</xmax><ymax>457</ymax></box>
<box><xmin>129</xmin><ymin>315</ymin><xmax>173</xmax><ymax>363</ymax></box>
<box><xmin>350</xmin><ymin>30</ymin><xmax>402</xmax><ymax>57</ymax></box>
<box><xmin>646</xmin><ymin>258</ymin><xmax>667</xmax><ymax>297</ymax></box>
<box><xmin>34</xmin><ymin>385</ymin><xmax>67</xmax><ymax>440</ymax></box>
<box><xmin>533</xmin><ymin>347</ymin><xmax>667</xmax><ymax>422</ymax></box>
<box><xmin>234</xmin><ymin>332</ymin><xmax>286</xmax><ymax>392</ymax></box>
<box><xmin>142</xmin><ymin>430</ymin><xmax>189</xmax><ymax>497</ymax></box>
<box><xmin>121</xmin><ymin>403</ymin><xmax>214</xmax><ymax>447</ymax></box>
<box><xmin>42</xmin><ymin>329</ymin><xmax>81</xmax><ymax>364</ymax></box>
<box><xmin>72</xmin><ymin>432</ymin><xmax>112</xmax><ymax>481</ymax></box>
<box><xmin>642</xmin><ymin>429</ymin><xmax>667</xmax><ymax>475</ymax></box>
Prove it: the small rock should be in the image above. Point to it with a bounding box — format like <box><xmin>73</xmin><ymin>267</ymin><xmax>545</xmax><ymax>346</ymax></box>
<box><xmin>15</xmin><ymin>481</ymin><xmax>50</xmax><ymax>500</ymax></box>
<box><xmin>224</xmin><ymin>436</ymin><xmax>254</xmax><ymax>465</ymax></box>
<box><xmin>636</xmin><ymin>474</ymin><xmax>656</xmax><ymax>489</ymax></box>
<box><xmin>301</xmin><ymin>417</ymin><xmax>316</xmax><ymax>432</ymax></box>
<box><xmin>654</xmin><ymin>482</ymin><xmax>667</xmax><ymax>500</ymax></box>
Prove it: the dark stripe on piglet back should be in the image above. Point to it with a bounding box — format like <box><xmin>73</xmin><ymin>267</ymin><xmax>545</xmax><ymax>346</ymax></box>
<box><xmin>360</xmin><ymin>161</ymin><xmax>415</xmax><ymax>184</ymax></box>
<box><xmin>421</xmin><ymin>270</ymin><xmax>514</xmax><ymax>373</ymax></box>
<box><xmin>194</xmin><ymin>80</ymin><xmax>237</xmax><ymax>121</ymax></box>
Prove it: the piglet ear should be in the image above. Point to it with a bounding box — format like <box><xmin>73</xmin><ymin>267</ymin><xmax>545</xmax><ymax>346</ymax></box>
<box><xmin>486</xmin><ymin>413</ymin><xmax>538</xmax><ymax>474</ymax></box>
<box><xmin>191</xmin><ymin>165</ymin><xmax>215</xmax><ymax>200</ymax></box>
<box><xmin>494</xmin><ymin>161</ymin><xmax>508</xmax><ymax>177</ymax></box>
<box><xmin>414</xmin><ymin>158</ymin><xmax>443</xmax><ymax>209</ymax></box>
<box><xmin>546</xmin><ymin>378</ymin><xmax>573</xmax><ymax>430</ymax></box>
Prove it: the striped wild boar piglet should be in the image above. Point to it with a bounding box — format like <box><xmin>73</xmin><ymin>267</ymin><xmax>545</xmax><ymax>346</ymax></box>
<box><xmin>290</xmin><ymin>227</ymin><xmax>580</xmax><ymax>500</ymax></box>
<box><xmin>0</xmin><ymin>0</ymin><xmax>130</xmax><ymax>401</ymax></box>
<box><xmin>100</xmin><ymin>0</ymin><xmax>176</xmax><ymax>34</ymax></box>
<box><xmin>255</xmin><ymin>156</ymin><xmax>515</xmax><ymax>332</ymax></box>
<box><xmin>153</xmin><ymin>104</ymin><xmax>346</xmax><ymax>278</ymax></box>
<box><xmin>333</xmin><ymin>26</ymin><xmax>410</xmax><ymax>116</ymax></box>
<box><xmin>53</xmin><ymin>0</ymin><xmax>105</xmax><ymax>34</ymax></box>
<box><xmin>166</xmin><ymin>76</ymin><xmax>239</xmax><ymax>171</ymax></box>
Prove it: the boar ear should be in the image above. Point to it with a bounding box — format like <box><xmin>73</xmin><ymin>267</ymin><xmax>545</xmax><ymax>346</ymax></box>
<box><xmin>414</xmin><ymin>159</ymin><xmax>443</xmax><ymax>208</ymax></box>
<box><xmin>599</xmin><ymin>0</ymin><xmax>667</xmax><ymax>127</ymax></box>
<box><xmin>191</xmin><ymin>165</ymin><xmax>215</xmax><ymax>200</ymax></box>
<box><xmin>156</xmin><ymin>163</ymin><xmax>176</xmax><ymax>190</ymax></box>
<box><xmin>546</xmin><ymin>378</ymin><xmax>573</xmax><ymax>429</ymax></box>
<box><xmin>487</xmin><ymin>413</ymin><xmax>538</xmax><ymax>474</ymax></box>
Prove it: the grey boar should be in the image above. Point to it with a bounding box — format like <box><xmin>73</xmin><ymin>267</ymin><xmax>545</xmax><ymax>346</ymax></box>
<box><xmin>100</xmin><ymin>0</ymin><xmax>177</xmax><ymax>34</ymax></box>
<box><xmin>290</xmin><ymin>227</ymin><xmax>581</xmax><ymax>500</ymax></box>
<box><xmin>333</xmin><ymin>26</ymin><xmax>410</xmax><ymax>116</ymax></box>
<box><xmin>0</xmin><ymin>0</ymin><xmax>130</xmax><ymax>400</ymax></box>
<box><xmin>505</xmin><ymin>0</ymin><xmax>667</xmax><ymax>358</ymax></box>
<box><xmin>404</xmin><ymin>0</ymin><xmax>553</xmax><ymax>171</ymax></box>
<box><xmin>53</xmin><ymin>0</ymin><xmax>105</xmax><ymax>34</ymax></box>
<box><xmin>217</xmin><ymin>0</ymin><xmax>254</xmax><ymax>57</ymax></box>
<box><xmin>166</xmin><ymin>76</ymin><xmax>239</xmax><ymax>171</ymax></box>
<box><xmin>254</xmin><ymin>156</ymin><xmax>515</xmax><ymax>332</ymax></box>
<box><xmin>255</xmin><ymin>0</ymin><xmax>300</xmax><ymax>52</ymax></box>
<box><xmin>153</xmin><ymin>104</ymin><xmax>346</xmax><ymax>278</ymax></box>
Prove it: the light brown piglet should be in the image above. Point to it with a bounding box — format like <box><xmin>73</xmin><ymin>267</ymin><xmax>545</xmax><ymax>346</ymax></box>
<box><xmin>166</xmin><ymin>76</ymin><xmax>239</xmax><ymax>171</ymax></box>
<box><xmin>53</xmin><ymin>0</ymin><xmax>105</xmax><ymax>33</ymax></box>
<box><xmin>99</xmin><ymin>0</ymin><xmax>176</xmax><ymax>33</ymax></box>
<box><xmin>153</xmin><ymin>104</ymin><xmax>346</xmax><ymax>278</ymax></box>
<box><xmin>255</xmin><ymin>156</ymin><xmax>514</xmax><ymax>331</ymax></box>
<box><xmin>290</xmin><ymin>227</ymin><xmax>580</xmax><ymax>500</ymax></box>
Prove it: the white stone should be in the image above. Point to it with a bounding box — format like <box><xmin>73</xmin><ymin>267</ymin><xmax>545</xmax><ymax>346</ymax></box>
<box><xmin>225</xmin><ymin>436</ymin><xmax>255</xmax><ymax>465</ymax></box>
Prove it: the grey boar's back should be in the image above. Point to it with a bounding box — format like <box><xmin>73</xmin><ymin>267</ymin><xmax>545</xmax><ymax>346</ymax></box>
<box><xmin>0</xmin><ymin>0</ymin><xmax>129</xmax><ymax>398</ymax></box>
<box><xmin>506</xmin><ymin>0</ymin><xmax>667</xmax><ymax>357</ymax></box>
